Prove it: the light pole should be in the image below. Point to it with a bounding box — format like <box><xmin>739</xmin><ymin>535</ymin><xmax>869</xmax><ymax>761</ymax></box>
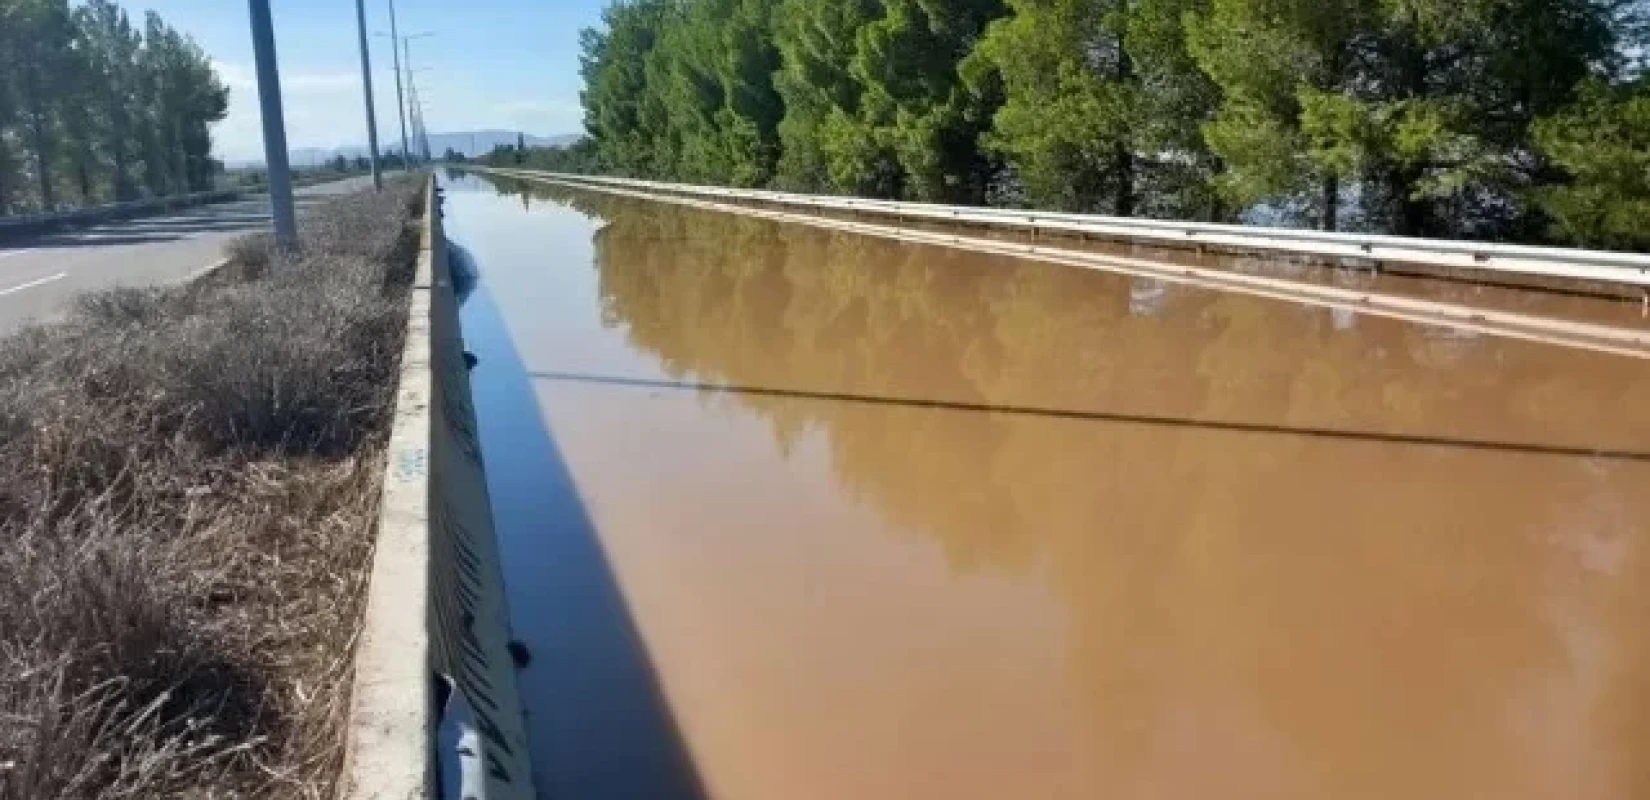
<box><xmin>376</xmin><ymin>28</ymin><xmax>433</xmax><ymax>167</ymax></box>
<box><xmin>247</xmin><ymin>0</ymin><xmax>296</xmax><ymax>251</ymax></box>
<box><xmin>385</xmin><ymin>0</ymin><xmax>410</xmax><ymax>169</ymax></box>
<box><xmin>400</xmin><ymin>34</ymin><xmax>435</xmax><ymax>162</ymax></box>
<box><xmin>353</xmin><ymin>0</ymin><xmax>382</xmax><ymax>189</ymax></box>
<box><xmin>408</xmin><ymin>81</ymin><xmax>425</xmax><ymax>162</ymax></box>
<box><xmin>406</xmin><ymin>71</ymin><xmax>431</xmax><ymax>162</ymax></box>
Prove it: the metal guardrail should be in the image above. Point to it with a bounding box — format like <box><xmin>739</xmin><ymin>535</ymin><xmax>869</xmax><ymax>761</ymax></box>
<box><xmin>506</xmin><ymin>169</ymin><xmax>1650</xmax><ymax>290</ymax></box>
<box><xmin>490</xmin><ymin>166</ymin><xmax>1650</xmax><ymax>361</ymax></box>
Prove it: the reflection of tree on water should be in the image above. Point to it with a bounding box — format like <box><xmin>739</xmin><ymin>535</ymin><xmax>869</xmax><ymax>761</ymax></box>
<box><xmin>578</xmin><ymin>189</ymin><xmax>1031</xmax><ymax>568</ymax></box>
<box><xmin>531</xmin><ymin>179</ymin><xmax>1650</xmax><ymax>797</ymax></box>
<box><xmin>480</xmin><ymin>174</ymin><xmax>538</xmax><ymax>212</ymax></box>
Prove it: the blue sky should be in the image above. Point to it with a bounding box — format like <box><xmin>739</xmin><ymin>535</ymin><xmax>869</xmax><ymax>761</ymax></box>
<box><xmin>131</xmin><ymin>0</ymin><xmax>606</xmax><ymax>162</ymax></box>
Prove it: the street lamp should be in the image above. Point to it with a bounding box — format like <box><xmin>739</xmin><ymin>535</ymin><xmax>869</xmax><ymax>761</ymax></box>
<box><xmin>385</xmin><ymin>0</ymin><xmax>410</xmax><ymax>169</ymax></box>
<box><xmin>403</xmin><ymin>69</ymin><xmax>435</xmax><ymax>162</ymax></box>
<box><xmin>374</xmin><ymin>29</ymin><xmax>433</xmax><ymax>167</ymax></box>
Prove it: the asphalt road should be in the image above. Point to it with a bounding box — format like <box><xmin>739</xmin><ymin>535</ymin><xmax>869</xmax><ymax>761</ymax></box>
<box><xmin>0</xmin><ymin>175</ymin><xmax>380</xmax><ymax>336</ymax></box>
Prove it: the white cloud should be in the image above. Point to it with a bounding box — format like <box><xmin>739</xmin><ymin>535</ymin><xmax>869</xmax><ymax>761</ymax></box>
<box><xmin>212</xmin><ymin>60</ymin><xmax>358</xmax><ymax>94</ymax></box>
<box><xmin>211</xmin><ymin>60</ymin><xmax>387</xmax><ymax>162</ymax></box>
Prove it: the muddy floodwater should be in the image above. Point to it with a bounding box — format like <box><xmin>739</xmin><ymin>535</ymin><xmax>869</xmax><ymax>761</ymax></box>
<box><xmin>442</xmin><ymin>170</ymin><xmax>1650</xmax><ymax>800</ymax></box>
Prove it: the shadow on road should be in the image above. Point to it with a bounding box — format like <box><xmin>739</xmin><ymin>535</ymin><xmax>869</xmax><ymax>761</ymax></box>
<box><xmin>0</xmin><ymin>195</ymin><xmax>336</xmax><ymax>250</ymax></box>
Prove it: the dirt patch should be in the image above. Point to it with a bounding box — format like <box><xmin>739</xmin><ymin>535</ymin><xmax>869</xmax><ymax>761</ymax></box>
<box><xmin>0</xmin><ymin>177</ymin><xmax>425</xmax><ymax>799</ymax></box>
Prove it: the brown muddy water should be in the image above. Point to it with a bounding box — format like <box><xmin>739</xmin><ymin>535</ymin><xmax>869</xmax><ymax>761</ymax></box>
<box><xmin>443</xmin><ymin>170</ymin><xmax>1650</xmax><ymax>800</ymax></box>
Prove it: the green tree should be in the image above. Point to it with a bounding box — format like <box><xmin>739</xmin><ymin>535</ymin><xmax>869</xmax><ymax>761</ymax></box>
<box><xmin>74</xmin><ymin>0</ymin><xmax>143</xmax><ymax>201</ymax></box>
<box><xmin>11</xmin><ymin>0</ymin><xmax>75</xmax><ymax>209</ymax></box>
<box><xmin>1187</xmin><ymin>0</ymin><xmax>1374</xmax><ymax>230</ymax></box>
<box><xmin>639</xmin><ymin>1</ymin><xmax>720</xmax><ymax>180</ymax></box>
<box><xmin>1190</xmin><ymin>0</ymin><xmax>1622</xmax><ymax>236</ymax></box>
<box><xmin>1531</xmin><ymin>78</ymin><xmax>1650</xmax><ymax>249</ymax></box>
<box><xmin>567</xmin><ymin>0</ymin><xmax>1646</xmax><ymax>246</ymax></box>
<box><xmin>964</xmin><ymin>0</ymin><xmax>1221</xmax><ymax>216</ymax></box>
<box><xmin>708</xmin><ymin>0</ymin><xmax>783</xmax><ymax>186</ymax></box>
<box><xmin>964</xmin><ymin>0</ymin><xmax>1136</xmax><ymax>212</ymax></box>
<box><xmin>0</xmin><ymin>0</ymin><xmax>21</xmax><ymax>212</ymax></box>
<box><xmin>603</xmin><ymin>0</ymin><xmax>782</xmax><ymax>185</ymax></box>
<box><xmin>0</xmin><ymin>0</ymin><xmax>223</xmax><ymax>213</ymax></box>
<box><xmin>771</xmin><ymin>0</ymin><xmax>882</xmax><ymax>191</ymax></box>
<box><xmin>1335</xmin><ymin>0</ymin><xmax>1618</xmax><ymax>238</ymax></box>
<box><xmin>485</xmin><ymin>139</ymin><xmax>603</xmax><ymax>172</ymax></box>
<box><xmin>581</xmin><ymin>0</ymin><xmax>672</xmax><ymax>176</ymax></box>
<box><xmin>849</xmin><ymin>0</ymin><xmax>1006</xmax><ymax>201</ymax></box>
<box><xmin>60</xmin><ymin>16</ymin><xmax>103</xmax><ymax>204</ymax></box>
<box><xmin>133</xmin><ymin>13</ymin><xmax>226</xmax><ymax>196</ymax></box>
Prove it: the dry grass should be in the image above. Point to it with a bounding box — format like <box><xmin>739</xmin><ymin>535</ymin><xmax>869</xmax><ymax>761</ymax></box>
<box><xmin>0</xmin><ymin>177</ymin><xmax>424</xmax><ymax>799</ymax></box>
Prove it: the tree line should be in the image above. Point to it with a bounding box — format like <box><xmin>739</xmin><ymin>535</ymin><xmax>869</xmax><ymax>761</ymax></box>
<box><xmin>0</xmin><ymin>0</ymin><xmax>227</xmax><ymax>215</ymax></box>
<box><xmin>566</xmin><ymin>0</ymin><xmax>1650</xmax><ymax>249</ymax></box>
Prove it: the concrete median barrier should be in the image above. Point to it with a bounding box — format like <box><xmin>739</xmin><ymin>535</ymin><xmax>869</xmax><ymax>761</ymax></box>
<box><xmin>343</xmin><ymin>177</ymin><xmax>536</xmax><ymax>800</ymax></box>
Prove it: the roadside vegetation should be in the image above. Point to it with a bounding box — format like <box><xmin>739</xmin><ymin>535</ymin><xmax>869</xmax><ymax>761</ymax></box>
<box><xmin>520</xmin><ymin>0</ymin><xmax>1650</xmax><ymax>249</ymax></box>
<box><xmin>225</xmin><ymin>154</ymin><xmax>423</xmax><ymax>194</ymax></box>
<box><xmin>0</xmin><ymin>177</ymin><xmax>423</xmax><ymax>799</ymax></box>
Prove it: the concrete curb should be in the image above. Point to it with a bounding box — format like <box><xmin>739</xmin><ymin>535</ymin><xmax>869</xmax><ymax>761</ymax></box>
<box><xmin>185</xmin><ymin>257</ymin><xmax>233</xmax><ymax>284</ymax></box>
<box><xmin>341</xmin><ymin>179</ymin><xmax>439</xmax><ymax>800</ymax></box>
<box><xmin>341</xmin><ymin>177</ymin><xmax>536</xmax><ymax>800</ymax></box>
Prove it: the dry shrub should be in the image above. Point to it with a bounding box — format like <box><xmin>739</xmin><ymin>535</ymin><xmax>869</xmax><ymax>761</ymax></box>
<box><xmin>0</xmin><ymin>177</ymin><xmax>423</xmax><ymax>799</ymax></box>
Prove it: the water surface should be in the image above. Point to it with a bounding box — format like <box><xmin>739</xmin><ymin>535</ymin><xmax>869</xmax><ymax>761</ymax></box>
<box><xmin>446</xmin><ymin>171</ymin><xmax>1650</xmax><ymax>800</ymax></box>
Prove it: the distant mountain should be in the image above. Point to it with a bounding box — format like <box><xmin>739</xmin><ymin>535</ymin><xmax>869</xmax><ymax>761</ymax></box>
<box><xmin>233</xmin><ymin>130</ymin><xmax>582</xmax><ymax>167</ymax></box>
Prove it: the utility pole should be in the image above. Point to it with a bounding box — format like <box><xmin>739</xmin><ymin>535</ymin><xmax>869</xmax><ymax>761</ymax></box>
<box><xmin>400</xmin><ymin>34</ymin><xmax>435</xmax><ymax>163</ymax></box>
<box><xmin>353</xmin><ymin>0</ymin><xmax>382</xmax><ymax>189</ymax></box>
<box><xmin>386</xmin><ymin>0</ymin><xmax>410</xmax><ymax>169</ymax></box>
<box><xmin>247</xmin><ymin>0</ymin><xmax>296</xmax><ymax>251</ymax></box>
<box><xmin>407</xmin><ymin>75</ymin><xmax>430</xmax><ymax>162</ymax></box>
<box><xmin>405</xmin><ymin>44</ymin><xmax>419</xmax><ymax>164</ymax></box>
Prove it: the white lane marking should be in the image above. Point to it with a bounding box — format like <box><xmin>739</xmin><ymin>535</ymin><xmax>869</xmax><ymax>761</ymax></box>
<box><xmin>0</xmin><ymin>248</ymin><xmax>38</xmax><ymax>260</ymax></box>
<box><xmin>0</xmin><ymin>271</ymin><xmax>67</xmax><ymax>297</ymax></box>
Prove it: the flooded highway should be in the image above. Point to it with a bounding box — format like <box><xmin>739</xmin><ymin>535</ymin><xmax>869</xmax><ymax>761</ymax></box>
<box><xmin>443</xmin><ymin>170</ymin><xmax>1650</xmax><ymax>800</ymax></box>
